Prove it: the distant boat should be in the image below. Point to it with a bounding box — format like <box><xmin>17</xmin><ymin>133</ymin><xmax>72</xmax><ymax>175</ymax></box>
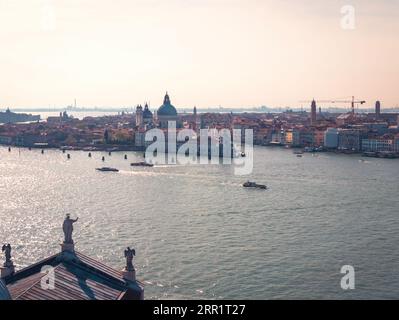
<box><xmin>96</xmin><ymin>167</ymin><xmax>119</xmax><ymax>172</ymax></box>
<box><xmin>131</xmin><ymin>162</ymin><xmax>154</xmax><ymax>167</ymax></box>
<box><xmin>296</xmin><ymin>154</ymin><xmax>303</xmax><ymax>158</ymax></box>
<box><xmin>243</xmin><ymin>181</ymin><xmax>267</xmax><ymax>189</ymax></box>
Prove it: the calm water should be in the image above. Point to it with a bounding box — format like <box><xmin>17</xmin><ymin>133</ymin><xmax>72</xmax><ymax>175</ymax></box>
<box><xmin>0</xmin><ymin>146</ymin><xmax>399</xmax><ymax>299</ymax></box>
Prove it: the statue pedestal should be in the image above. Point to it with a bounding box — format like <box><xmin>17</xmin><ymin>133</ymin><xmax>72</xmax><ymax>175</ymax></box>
<box><xmin>60</xmin><ymin>242</ymin><xmax>75</xmax><ymax>252</ymax></box>
<box><xmin>0</xmin><ymin>264</ymin><xmax>15</xmax><ymax>278</ymax></box>
<box><xmin>122</xmin><ymin>268</ymin><xmax>136</xmax><ymax>281</ymax></box>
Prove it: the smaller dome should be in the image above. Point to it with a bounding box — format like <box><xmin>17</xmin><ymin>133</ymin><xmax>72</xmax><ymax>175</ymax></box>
<box><xmin>158</xmin><ymin>92</ymin><xmax>177</xmax><ymax>117</ymax></box>
<box><xmin>143</xmin><ymin>104</ymin><xmax>153</xmax><ymax>119</ymax></box>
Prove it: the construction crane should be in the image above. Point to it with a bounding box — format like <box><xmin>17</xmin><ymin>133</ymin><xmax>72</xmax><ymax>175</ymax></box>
<box><xmin>328</xmin><ymin>96</ymin><xmax>366</xmax><ymax>115</ymax></box>
<box><xmin>299</xmin><ymin>96</ymin><xmax>366</xmax><ymax>115</ymax></box>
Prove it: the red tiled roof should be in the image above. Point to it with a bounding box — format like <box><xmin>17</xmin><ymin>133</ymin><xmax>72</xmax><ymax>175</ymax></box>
<box><xmin>6</xmin><ymin>251</ymin><xmax>143</xmax><ymax>300</ymax></box>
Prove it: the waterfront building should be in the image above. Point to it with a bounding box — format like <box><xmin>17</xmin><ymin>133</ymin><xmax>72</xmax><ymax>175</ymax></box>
<box><xmin>324</xmin><ymin>128</ymin><xmax>339</xmax><ymax>149</ymax></box>
<box><xmin>134</xmin><ymin>129</ymin><xmax>147</xmax><ymax>148</ymax></box>
<box><xmin>254</xmin><ymin>127</ymin><xmax>272</xmax><ymax>145</ymax></box>
<box><xmin>313</xmin><ymin>129</ymin><xmax>325</xmax><ymax>147</ymax></box>
<box><xmin>285</xmin><ymin>129</ymin><xmax>300</xmax><ymax>147</ymax></box>
<box><xmin>285</xmin><ymin>127</ymin><xmax>314</xmax><ymax>147</ymax></box>
<box><xmin>284</xmin><ymin>129</ymin><xmax>293</xmax><ymax>145</ymax></box>
<box><xmin>362</xmin><ymin>138</ymin><xmax>394</xmax><ymax>152</ymax></box>
<box><xmin>338</xmin><ymin>129</ymin><xmax>361</xmax><ymax>151</ymax></box>
<box><xmin>0</xmin><ymin>134</ymin><xmax>13</xmax><ymax>145</ymax></box>
<box><xmin>299</xmin><ymin>129</ymin><xmax>314</xmax><ymax>147</ymax></box>
<box><xmin>271</xmin><ymin>130</ymin><xmax>285</xmax><ymax>145</ymax></box>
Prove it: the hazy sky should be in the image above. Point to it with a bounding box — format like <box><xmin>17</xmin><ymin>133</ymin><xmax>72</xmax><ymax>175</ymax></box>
<box><xmin>0</xmin><ymin>0</ymin><xmax>398</xmax><ymax>109</ymax></box>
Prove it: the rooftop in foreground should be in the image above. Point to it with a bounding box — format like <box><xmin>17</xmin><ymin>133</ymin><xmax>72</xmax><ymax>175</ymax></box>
<box><xmin>1</xmin><ymin>215</ymin><xmax>144</xmax><ymax>300</ymax></box>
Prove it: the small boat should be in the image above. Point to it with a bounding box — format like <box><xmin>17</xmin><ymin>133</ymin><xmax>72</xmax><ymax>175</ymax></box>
<box><xmin>296</xmin><ymin>154</ymin><xmax>303</xmax><ymax>158</ymax></box>
<box><xmin>96</xmin><ymin>167</ymin><xmax>119</xmax><ymax>172</ymax></box>
<box><xmin>243</xmin><ymin>181</ymin><xmax>267</xmax><ymax>189</ymax></box>
<box><xmin>130</xmin><ymin>162</ymin><xmax>154</xmax><ymax>167</ymax></box>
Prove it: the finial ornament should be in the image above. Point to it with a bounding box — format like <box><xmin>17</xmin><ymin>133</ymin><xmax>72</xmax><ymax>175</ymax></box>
<box><xmin>1</xmin><ymin>244</ymin><xmax>12</xmax><ymax>267</ymax></box>
<box><xmin>124</xmin><ymin>247</ymin><xmax>136</xmax><ymax>271</ymax></box>
<box><xmin>62</xmin><ymin>214</ymin><xmax>78</xmax><ymax>244</ymax></box>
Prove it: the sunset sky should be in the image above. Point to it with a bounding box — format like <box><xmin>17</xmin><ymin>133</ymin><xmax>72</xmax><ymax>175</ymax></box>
<box><xmin>0</xmin><ymin>0</ymin><xmax>398</xmax><ymax>109</ymax></box>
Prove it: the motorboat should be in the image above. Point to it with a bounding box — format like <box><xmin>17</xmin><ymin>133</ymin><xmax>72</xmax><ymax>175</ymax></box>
<box><xmin>96</xmin><ymin>167</ymin><xmax>119</xmax><ymax>172</ymax></box>
<box><xmin>243</xmin><ymin>181</ymin><xmax>267</xmax><ymax>189</ymax></box>
<box><xmin>131</xmin><ymin>162</ymin><xmax>154</xmax><ymax>167</ymax></box>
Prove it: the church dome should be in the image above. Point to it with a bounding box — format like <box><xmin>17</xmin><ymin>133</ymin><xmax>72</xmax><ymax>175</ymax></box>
<box><xmin>143</xmin><ymin>104</ymin><xmax>153</xmax><ymax>119</ymax></box>
<box><xmin>0</xmin><ymin>279</ymin><xmax>11</xmax><ymax>300</ymax></box>
<box><xmin>158</xmin><ymin>93</ymin><xmax>177</xmax><ymax>116</ymax></box>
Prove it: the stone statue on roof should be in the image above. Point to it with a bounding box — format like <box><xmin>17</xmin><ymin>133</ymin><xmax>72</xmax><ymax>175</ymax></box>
<box><xmin>1</xmin><ymin>244</ymin><xmax>12</xmax><ymax>267</ymax></box>
<box><xmin>124</xmin><ymin>247</ymin><xmax>135</xmax><ymax>271</ymax></box>
<box><xmin>63</xmin><ymin>214</ymin><xmax>78</xmax><ymax>244</ymax></box>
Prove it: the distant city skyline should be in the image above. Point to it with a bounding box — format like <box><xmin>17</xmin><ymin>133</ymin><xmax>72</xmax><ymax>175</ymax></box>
<box><xmin>0</xmin><ymin>0</ymin><xmax>398</xmax><ymax>108</ymax></box>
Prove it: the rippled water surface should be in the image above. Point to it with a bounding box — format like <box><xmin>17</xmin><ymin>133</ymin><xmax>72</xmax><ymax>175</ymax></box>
<box><xmin>1</xmin><ymin>146</ymin><xmax>399</xmax><ymax>299</ymax></box>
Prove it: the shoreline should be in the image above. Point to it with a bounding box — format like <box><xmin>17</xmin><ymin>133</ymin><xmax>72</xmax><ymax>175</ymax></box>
<box><xmin>1</xmin><ymin>143</ymin><xmax>398</xmax><ymax>159</ymax></box>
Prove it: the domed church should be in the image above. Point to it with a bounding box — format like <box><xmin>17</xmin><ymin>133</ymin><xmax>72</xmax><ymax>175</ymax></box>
<box><xmin>157</xmin><ymin>92</ymin><xmax>181</xmax><ymax>129</ymax></box>
<box><xmin>143</xmin><ymin>103</ymin><xmax>153</xmax><ymax>124</ymax></box>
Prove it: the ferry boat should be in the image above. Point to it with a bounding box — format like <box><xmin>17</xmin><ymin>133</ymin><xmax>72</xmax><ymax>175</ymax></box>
<box><xmin>96</xmin><ymin>167</ymin><xmax>119</xmax><ymax>172</ymax></box>
<box><xmin>243</xmin><ymin>181</ymin><xmax>267</xmax><ymax>189</ymax></box>
<box><xmin>130</xmin><ymin>162</ymin><xmax>154</xmax><ymax>167</ymax></box>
